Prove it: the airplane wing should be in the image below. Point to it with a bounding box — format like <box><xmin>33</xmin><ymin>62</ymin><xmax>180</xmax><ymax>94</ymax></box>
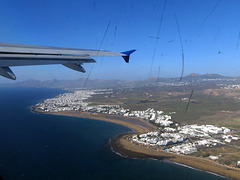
<box><xmin>0</xmin><ymin>42</ymin><xmax>136</xmax><ymax>80</ymax></box>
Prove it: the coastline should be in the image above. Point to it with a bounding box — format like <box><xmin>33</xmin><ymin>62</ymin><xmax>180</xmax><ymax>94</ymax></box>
<box><xmin>33</xmin><ymin>108</ymin><xmax>240</xmax><ymax>180</ymax></box>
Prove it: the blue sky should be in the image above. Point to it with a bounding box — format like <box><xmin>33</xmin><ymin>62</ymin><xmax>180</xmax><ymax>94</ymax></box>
<box><xmin>0</xmin><ymin>0</ymin><xmax>240</xmax><ymax>82</ymax></box>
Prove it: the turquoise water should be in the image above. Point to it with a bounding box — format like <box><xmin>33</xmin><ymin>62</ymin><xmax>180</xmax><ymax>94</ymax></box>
<box><xmin>0</xmin><ymin>88</ymin><xmax>228</xmax><ymax>180</ymax></box>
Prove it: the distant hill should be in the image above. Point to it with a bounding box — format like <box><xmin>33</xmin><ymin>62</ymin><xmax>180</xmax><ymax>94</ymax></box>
<box><xmin>184</xmin><ymin>73</ymin><xmax>230</xmax><ymax>80</ymax></box>
<box><xmin>201</xmin><ymin>73</ymin><xmax>225</xmax><ymax>79</ymax></box>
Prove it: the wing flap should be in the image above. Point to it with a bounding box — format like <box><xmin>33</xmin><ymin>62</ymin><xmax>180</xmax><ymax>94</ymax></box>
<box><xmin>0</xmin><ymin>67</ymin><xmax>16</xmax><ymax>80</ymax></box>
<box><xmin>63</xmin><ymin>63</ymin><xmax>86</xmax><ymax>73</ymax></box>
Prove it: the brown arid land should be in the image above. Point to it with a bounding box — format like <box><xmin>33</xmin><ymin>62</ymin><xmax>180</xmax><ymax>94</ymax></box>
<box><xmin>33</xmin><ymin>108</ymin><xmax>240</xmax><ymax>180</ymax></box>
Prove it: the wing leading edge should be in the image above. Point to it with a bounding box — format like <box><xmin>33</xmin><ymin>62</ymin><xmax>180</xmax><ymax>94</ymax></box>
<box><xmin>0</xmin><ymin>42</ymin><xmax>136</xmax><ymax>80</ymax></box>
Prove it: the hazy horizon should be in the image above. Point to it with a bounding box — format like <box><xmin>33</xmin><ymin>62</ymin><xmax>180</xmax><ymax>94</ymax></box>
<box><xmin>0</xmin><ymin>72</ymin><xmax>238</xmax><ymax>86</ymax></box>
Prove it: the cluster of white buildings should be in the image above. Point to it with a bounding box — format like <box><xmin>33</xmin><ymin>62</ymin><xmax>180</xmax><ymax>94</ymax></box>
<box><xmin>152</xmin><ymin>81</ymin><xmax>190</xmax><ymax>87</ymax></box>
<box><xmin>82</xmin><ymin>104</ymin><xmax>124</xmax><ymax>114</ymax></box>
<box><xmin>178</xmin><ymin>124</ymin><xmax>231</xmax><ymax>137</ymax></box>
<box><xmin>35</xmin><ymin>90</ymin><xmax>99</xmax><ymax>112</ymax></box>
<box><xmin>123</xmin><ymin>108</ymin><xmax>173</xmax><ymax>126</ymax></box>
<box><xmin>170</xmin><ymin>138</ymin><xmax>224</xmax><ymax>154</ymax></box>
<box><xmin>132</xmin><ymin>131</ymin><xmax>187</xmax><ymax>147</ymax></box>
<box><xmin>222</xmin><ymin>134</ymin><xmax>240</xmax><ymax>143</ymax></box>
<box><xmin>82</xmin><ymin>106</ymin><xmax>173</xmax><ymax>127</ymax></box>
<box><xmin>221</xmin><ymin>84</ymin><xmax>240</xmax><ymax>89</ymax></box>
<box><xmin>131</xmin><ymin>124</ymin><xmax>236</xmax><ymax>155</ymax></box>
<box><xmin>81</xmin><ymin>105</ymin><xmax>173</xmax><ymax>127</ymax></box>
<box><xmin>170</xmin><ymin>143</ymin><xmax>197</xmax><ymax>154</ymax></box>
<box><xmin>78</xmin><ymin>105</ymin><xmax>173</xmax><ymax>127</ymax></box>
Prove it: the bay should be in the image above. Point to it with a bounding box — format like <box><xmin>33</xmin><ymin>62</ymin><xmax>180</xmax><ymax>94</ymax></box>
<box><xmin>0</xmin><ymin>88</ymin><xmax>227</xmax><ymax>180</ymax></box>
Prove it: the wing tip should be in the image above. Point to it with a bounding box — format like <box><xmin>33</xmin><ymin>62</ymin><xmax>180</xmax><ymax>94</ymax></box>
<box><xmin>121</xmin><ymin>49</ymin><xmax>136</xmax><ymax>63</ymax></box>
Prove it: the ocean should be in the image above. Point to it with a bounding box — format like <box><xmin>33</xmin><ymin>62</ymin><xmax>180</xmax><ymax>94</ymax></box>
<box><xmin>0</xmin><ymin>87</ymin><xmax>227</xmax><ymax>180</ymax></box>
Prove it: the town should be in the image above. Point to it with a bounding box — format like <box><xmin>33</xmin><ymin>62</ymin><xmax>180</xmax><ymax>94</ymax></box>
<box><xmin>34</xmin><ymin>88</ymin><xmax>240</xmax><ymax>167</ymax></box>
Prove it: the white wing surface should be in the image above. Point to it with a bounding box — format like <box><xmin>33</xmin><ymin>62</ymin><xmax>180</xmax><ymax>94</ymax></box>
<box><xmin>0</xmin><ymin>42</ymin><xmax>135</xmax><ymax>80</ymax></box>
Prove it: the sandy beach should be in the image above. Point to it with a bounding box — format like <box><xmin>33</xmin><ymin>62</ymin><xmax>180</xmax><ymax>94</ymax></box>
<box><xmin>33</xmin><ymin>108</ymin><xmax>240</xmax><ymax>180</ymax></box>
<box><xmin>33</xmin><ymin>108</ymin><xmax>156</xmax><ymax>133</ymax></box>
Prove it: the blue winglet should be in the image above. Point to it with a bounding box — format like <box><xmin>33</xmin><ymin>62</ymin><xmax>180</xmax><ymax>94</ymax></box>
<box><xmin>121</xmin><ymin>49</ymin><xmax>136</xmax><ymax>63</ymax></box>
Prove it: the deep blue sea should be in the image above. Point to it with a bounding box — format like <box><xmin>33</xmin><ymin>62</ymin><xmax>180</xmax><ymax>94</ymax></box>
<box><xmin>0</xmin><ymin>88</ymin><xmax>228</xmax><ymax>180</ymax></box>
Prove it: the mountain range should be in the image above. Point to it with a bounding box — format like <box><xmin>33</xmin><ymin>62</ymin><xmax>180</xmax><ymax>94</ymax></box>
<box><xmin>0</xmin><ymin>73</ymin><xmax>235</xmax><ymax>89</ymax></box>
